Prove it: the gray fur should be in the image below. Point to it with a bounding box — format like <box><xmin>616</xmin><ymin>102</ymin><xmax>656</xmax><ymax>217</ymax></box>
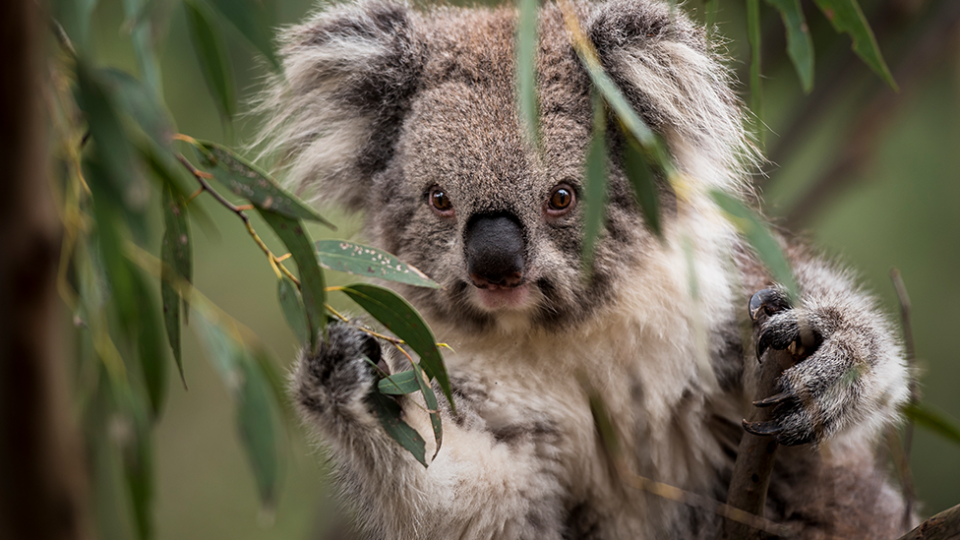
<box><xmin>265</xmin><ymin>1</ymin><xmax>912</xmax><ymax>538</ymax></box>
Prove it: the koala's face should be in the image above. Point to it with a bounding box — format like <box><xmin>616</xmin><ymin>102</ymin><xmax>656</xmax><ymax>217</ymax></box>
<box><xmin>264</xmin><ymin>0</ymin><xmax>743</xmax><ymax>333</ymax></box>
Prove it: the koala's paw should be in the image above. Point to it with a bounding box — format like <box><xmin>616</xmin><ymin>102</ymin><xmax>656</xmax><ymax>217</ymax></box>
<box><xmin>293</xmin><ymin>322</ymin><xmax>382</xmax><ymax>419</ymax></box>
<box><xmin>744</xmin><ymin>288</ymin><xmax>886</xmax><ymax>446</ymax></box>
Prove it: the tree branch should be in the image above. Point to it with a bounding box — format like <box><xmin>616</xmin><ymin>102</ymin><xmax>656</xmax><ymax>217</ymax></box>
<box><xmin>897</xmin><ymin>503</ymin><xmax>960</xmax><ymax>540</ymax></box>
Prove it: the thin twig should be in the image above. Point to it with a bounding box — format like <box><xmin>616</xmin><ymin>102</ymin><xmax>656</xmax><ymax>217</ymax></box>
<box><xmin>891</xmin><ymin>267</ymin><xmax>919</xmax><ymax>529</ymax></box>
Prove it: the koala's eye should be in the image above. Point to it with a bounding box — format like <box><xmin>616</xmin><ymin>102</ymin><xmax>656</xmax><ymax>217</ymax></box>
<box><xmin>429</xmin><ymin>186</ymin><xmax>454</xmax><ymax>216</ymax></box>
<box><xmin>546</xmin><ymin>185</ymin><xmax>575</xmax><ymax>216</ymax></box>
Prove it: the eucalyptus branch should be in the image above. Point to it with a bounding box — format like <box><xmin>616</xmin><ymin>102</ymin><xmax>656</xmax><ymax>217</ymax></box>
<box><xmin>175</xmin><ymin>152</ymin><xmax>300</xmax><ymax>286</ymax></box>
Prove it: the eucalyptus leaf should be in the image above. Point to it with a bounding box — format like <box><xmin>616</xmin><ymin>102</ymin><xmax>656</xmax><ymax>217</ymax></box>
<box><xmin>812</xmin><ymin>0</ymin><xmax>896</xmax><ymax>89</ymax></box>
<box><xmin>184</xmin><ymin>0</ymin><xmax>236</xmax><ymax>121</ymax></box>
<box><xmin>582</xmin><ymin>90</ymin><xmax>607</xmax><ymax>271</ymax></box>
<box><xmin>622</xmin><ymin>128</ymin><xmax>661</xmax><ymax>239</ymax></box>
<box><xmin>99</xmin><ymin>68</ymin><xmax>172</xmax><ymax>145</ymax></box>
<box><xmin>203</xmin><ymin>0</ymin><xmax>281</xmax><ymax>70</ymax></box>
<box><xmin>904</xmin><ymin>403</ymin><xmax>960</xmax><ymax>446</ymax></box>
<box><xmin>338</xmin><ymin>284</ymin><xmax>454</xmax><ymax>414</ymax></box>
<box><xmin>710</xmin><ymin>190</ymin><xmax>799</xmax><ymax>302</ymax></box>
<box><xmin>410</xmin><ymin>361</ymin><xmax>443</xmax><ymax>460</ymax></box>
<box><xmin>277</xmin><ymin>275</ymin><xmax>309</xmax><ymax>345</ymax></box>
<box><xmin>161</xmin><ymin>185</ymin><xmax>190</xmax><ymax>387</ymax></box>
<box><xmin>367</xmin><ymin>391</ymin><xmax>427</xmax><ymax>467</ymax></box>
<box><xmin>765</xmin><ymin>0</ymin><xmax>815</xmax><ymax>93</ymax></box>
<box><xmin>132</xmin><ymin>270</ymin><xmax>167</xmax><ymax>421</ymax></box>
<box><xmin>237</xmin><ymin>354</ymin><xmax>281</xmax><ymax>507</ymax></box>
<box><xmin>378</xmin><ymin>370</ymin><xmax>420</xmax><ymax>396</ymax></box>
<box><xmin>122</xmin><ymin>0</ymin><xmax>163</xmax><ymax>95</ymax></box>
<box><xmin>315</xmin><ymin>240</ymin><xmax>439</xmax><ymax>288</ymax></box>
<box><xmin>258</xmin><ymin>210</ymin><xmax>326</xmax><ymax>351</ymax></box>
<box><xmin>516</xmin><ymin>0</ymin><xmax>540</xmax><ymax>148</ymax></box>
<box><xmin>189</xmin><ymin>139</ymin><xmax>335</xmax><ymax>227</ymax></box>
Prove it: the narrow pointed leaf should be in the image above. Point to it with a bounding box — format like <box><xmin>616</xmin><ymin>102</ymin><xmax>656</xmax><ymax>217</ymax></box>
<box><xmin>904</xmin><ymin>403</ymin><xmax>960</xmax><ymax>446</ymax></box>
<box><xmin>812</xmin><ymin>0</ymin><xmax>896</xmax><ymax>89</ymax></box>
<box><xmin>410</xmin><ymin>361</ymin><xmax>442</xmax><ymax>460</ymax></box>
<box><xmin>237</xmin><ymin>354</ymin><xmax>281</xmax><ymax>507</ymax></box>
<box><xmin>51</xmin><ymin>0</ymin><xmax>99</xmax><ymax>53</ymax></box>
<box><xmin>710</xmin><ymin>190</ymin><xmax>798</xmax><ymax>302</ymax></box>
<box><xmin>203</xmin><ymin>0</ymin><xmax>281</xmax><ymax>70</ymax></box>
<box><xmin>367</xmin><ymin>391</ymin><xmax>427</xmax><ymax>467</ymax></box>
<box><xmin>378</xmin><ymin>370</ymin><xmax>420</xmax><ymax>395</ymax></box>
<box><xmin>132</xmin><ymin>270</ymin><xmax>167</xmax><ymax>421</ymax></box>
<box><xmin>184</xmin><ymin>0</ymin><xmax>236</xmax><ymax>121</ymax></box>
<box><xmin>193</xmin><ymin>314</ymin><xmax>282</xmax><ymax>506</ymax></box>
<box><xmin>100</xmin><ymin>68</ymin><xmax>172</xmax><ymax>146</ymax></box>
<box><xmin>622</xmin><ymin>127</ymin><xmax>662</xmax><ymax>239</ymax></box>
<box><xmin>277</xmin><ymin>275</ymin><xmax>309</xmax><ymax>345</ymax></box>
<box><xmin>338</xmin><ymin>284</ymin><xmax>454</xmax><ymax>414</ymax></box>
<box><xmin>765</xmin><ymin>0</ymin><xmax>815</xmax><ymax>93</ymax></box>
<box><xmin>582</xmin><ymin>90</ymin><xmax>607</xmax><ymax>271</ymax></box>
<box><xmin>516</xmin><ymin>0</ymin><xmax>540</xmax><ymax>148</ymax></box>
<box><xmin>122</xmin><ymin>0</ymin><xmax>163</xmax><ymax>95</ymax></box>
<box><xmin>188</xmin><ymin>139</ymin><xmax>335</xmax><ymax>226</ymax></box>
<box><xmin>253</xmin><ymin>348</ymin><xmax>296</xmax><ymax>423</ymax></box>
<box><xmin>315</xmin><ymin>240</ymin><xmax>438</xmax><ymax>288</ymax></box>
<box><xmin>258</xmin><ymin>210</ymin><xmax>326</xmax><ymax>351</ymax></box>
<box><xmin>161</xmin><ymin>185</ymin><xmax>190</xmax><ymax>386</ymax></box>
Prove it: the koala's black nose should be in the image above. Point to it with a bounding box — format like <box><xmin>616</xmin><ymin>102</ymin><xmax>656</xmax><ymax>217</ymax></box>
<box><xmin>464</xmin><ymin>213</ymin><xmax>525</xmax><ymax>288</ymax></box>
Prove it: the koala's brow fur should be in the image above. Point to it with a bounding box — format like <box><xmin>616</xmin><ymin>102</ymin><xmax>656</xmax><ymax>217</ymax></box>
<box><xmin>257</xmin><ymin>1</ymin><xmax>912</xmax><ymax>538</ymax></box>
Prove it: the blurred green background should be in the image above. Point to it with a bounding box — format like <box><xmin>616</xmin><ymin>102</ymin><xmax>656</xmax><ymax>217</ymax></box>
<box><xmin>76</xmin><ymin>0</ymin><xmax>960</xmax><ymax>537</ymax></box>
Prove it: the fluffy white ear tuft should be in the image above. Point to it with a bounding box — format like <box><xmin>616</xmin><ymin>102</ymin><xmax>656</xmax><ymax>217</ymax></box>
<box><xmin>587</xmin><ymin>0</ymin><xmax>758</xmax><ymax>195</ymax></box>
<box><xmin>252</xmin><ymin>0</ymin><xmax>425</xmax><ymax>211</ymax></box>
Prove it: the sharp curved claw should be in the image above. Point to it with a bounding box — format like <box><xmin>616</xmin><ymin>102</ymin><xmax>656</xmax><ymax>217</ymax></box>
<box><xmin>753</xmin><ymin>391</ymin><xmax>794</xmax><ymax>408</ymax></box>
<box><xmin>757</xmin><ymin>330</ymin><xmax>772</xmax><ymax>362</ymax></box>
<box><xmin>748</xmin><ymin>288</ymin><xmax>791</xmax><ymax>322</ymax></box>
<box><xmin>742</xmin><ymin>420</ymin><xmax>781</xmax><ymax>437</ymax></box>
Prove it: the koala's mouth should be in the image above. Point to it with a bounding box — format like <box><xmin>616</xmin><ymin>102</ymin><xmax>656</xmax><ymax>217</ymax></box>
<box><xmin>471</xmin><ymin>281</ymin><xmax>536</xmax><ymax>311</ymax></box>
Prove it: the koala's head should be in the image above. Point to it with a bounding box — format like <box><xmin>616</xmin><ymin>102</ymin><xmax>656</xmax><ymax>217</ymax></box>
<box><xmin>257</xmin><ymin>0</ymin><xmax>750</xmax><ymax>335</ymax></box>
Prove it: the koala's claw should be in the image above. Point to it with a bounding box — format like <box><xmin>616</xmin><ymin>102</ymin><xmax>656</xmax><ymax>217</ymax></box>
<box><xmin>752</xmin><ymin>391</ymin><xmax>795</xmax><ymax>408</ymax></box>
<box><xmin>749</xmin><ymin>288</ymin><xmax>791</xmax><ymax>322</ymax></box>
<box><xmin>742</xmin><ymin>420</ymin><xmax>781</xmax><ymax>437</ymax></box>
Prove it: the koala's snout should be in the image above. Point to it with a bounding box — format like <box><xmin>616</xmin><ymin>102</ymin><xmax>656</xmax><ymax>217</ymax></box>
<box><xmin>464</xmin><ymin>213</ymin><xmax>526</xmax><ymax>289</ymax></box>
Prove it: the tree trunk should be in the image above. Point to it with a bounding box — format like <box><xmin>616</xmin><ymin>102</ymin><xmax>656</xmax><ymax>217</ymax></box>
<box><xmin>0</xmin><ymin>1</ymin><xmax>91</xmax><ymax>538</ymax></box>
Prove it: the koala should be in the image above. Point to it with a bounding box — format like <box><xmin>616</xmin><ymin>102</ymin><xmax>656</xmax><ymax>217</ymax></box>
<box><xmin>256</xmin><ymin>0</ymin><xmax>912</xmax><ymax>538</ymax></box>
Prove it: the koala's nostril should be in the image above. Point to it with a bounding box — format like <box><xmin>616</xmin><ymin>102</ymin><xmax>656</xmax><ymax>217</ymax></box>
<box><xmin>464</xmin><ymin>213</ymin><xmax>526</xmax><ymax>289</ymax></box>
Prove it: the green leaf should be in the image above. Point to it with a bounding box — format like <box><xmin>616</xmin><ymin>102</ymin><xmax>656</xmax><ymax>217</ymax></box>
<box><xmin>338</xmin><ymin>284</ymin><xmax>454</xmax><ymax>414</ymax></box>
<box><xmin>765</xmin><ymin>0</ymin><xmax>815</xmax><ymax>93</ymax></box>
<box><xmin>75</xmin><ymin>62</ymin><xmax>149</xmax><ymax>229</ymax></box>
<box><xmin>812</xmin><ymin>0</ymin><xmax>897</xmax><ymax>90</ymax></box>
<box><xmin>132</xmin><ymin>271</ymin><xmax>167</xmax><ymax>422</ymax></box>
<box><xmin>516</xmin><ymin>0</ymin><xmax>540</xmax><ymax>148</ymax></box>
<box><xmin>99</xmin><ymin>68</ymin><xmax>172</xmax><ymax>146</ymax></box>
<box><xmin>103</xmin><ymin>375</ymin><xmax>154</xmax><ymax>540</ymax></box>
<box><xmin>253</xmin><ymin>348</ymin><xmax>296</xmax><ymax>424</ymax></box>
<box><xmin>237</xmin><ymin>355</ymin><xmax>281</xmax><ymax>507</ymax></box>
<box><xmin>51</xmin><ymin>0</ymin><xmax>99</xmax><ymax>53</ymax></box>
<box><xmin>122</xmin><ymin>0</ymin><xmax>163</xmax><ymax>95</ymax></box>
<box><xmin>747</xmin><ymin>0</ymin><xmax>764</xmax><ymax>148</ymax></box>
<box><xmin>183</xmin><ymin>0</ymin><xmax>236</xmax><ymax>121</ymax></box>
<box><xmin>904</xmin><ymin>403</ymin><xmax>960</xmax><ymax>446</ymax></box>
<box><xmin>161</xmin><ymin>185</ymin><xmax>190</xmax><ymax>387</ymax></box>
<box><xmin>258</xmin><ymin>210</ymin><xmax>326</xmax><ymax>351</ymax></box>
<box><xmin>710</xmin><ymin>190</ymin><xmax>799</xmax><ymax>302</ymax></box>
<box><xmin>572</xmin><ymin>40</ymin><xmax>675</xmax><ymax>177</ymax></box>
<box><xmin>377</xmin><ymin>370</ymin><xmax>420</xmax><ymax>395</ymax></box>
<box><xmin>582</xmin><ymin>90</ymin><xmax>608</xmax><ymax>271</ymax></box>
<box><xmin>202</xmin><ymin>0</ymin><xmax>281</xmax><ymax>70</ymax></box>
<box><xmin>621</xmin><ymin>127</ymin><xmax>662</xmax><ymax>239</ymax></box>
<box><xmin>277</xmin><ymin>275</ymin><xmax>309</xmax><ymax>345</ymax></box>
<box><xmin>193</xmin><ymin>314</ymin><xmax>282</xmax><ymax>506</ymax></box>
<box><xmin>189</xmin><ymin>139</ymin><xmax>335</xmax><ymax>227</ymax></box>
<box><xmin>367</xmin><ymin>391</ymin><xmax>427</xmax><ymax>467</ymax></box>
<box><xmin>410</xmin><ymin>361</ymin><xmax>442</xmax><ymax>460</ymax></box>
<box><xmin>315</xmin><ymin>240</ymin><xmax>439</xmax><ymax>289</ymax></box>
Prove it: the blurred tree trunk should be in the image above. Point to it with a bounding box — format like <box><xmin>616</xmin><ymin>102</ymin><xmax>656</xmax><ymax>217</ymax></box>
<box><xmin>0</xmin><ymin>1</ymin><xmax>91</xmax><ymax>539</ymax></box>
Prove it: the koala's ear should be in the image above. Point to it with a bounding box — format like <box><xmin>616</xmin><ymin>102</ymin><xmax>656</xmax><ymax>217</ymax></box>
<box><xmin>255</xmin><ymin>1</ymin><xmax>424</xmax><ymax>211</ymax></box>
<box><xmin>586</xmin><ymin>0</ymin><xmax>754</xmax><ymax>191</ymax></box>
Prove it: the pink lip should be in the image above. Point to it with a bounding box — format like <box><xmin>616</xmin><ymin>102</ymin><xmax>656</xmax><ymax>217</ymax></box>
<box><xmin>474</xmin><ymin>283</ymin><xmax>532</xmax><ymax>310</ymax></box>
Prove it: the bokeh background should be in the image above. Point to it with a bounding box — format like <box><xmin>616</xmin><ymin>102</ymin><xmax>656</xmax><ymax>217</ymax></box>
<box><xmin>75</xmin><ymin>0</ymin><xmax>960</xmax><ymax>537</ymax></box>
